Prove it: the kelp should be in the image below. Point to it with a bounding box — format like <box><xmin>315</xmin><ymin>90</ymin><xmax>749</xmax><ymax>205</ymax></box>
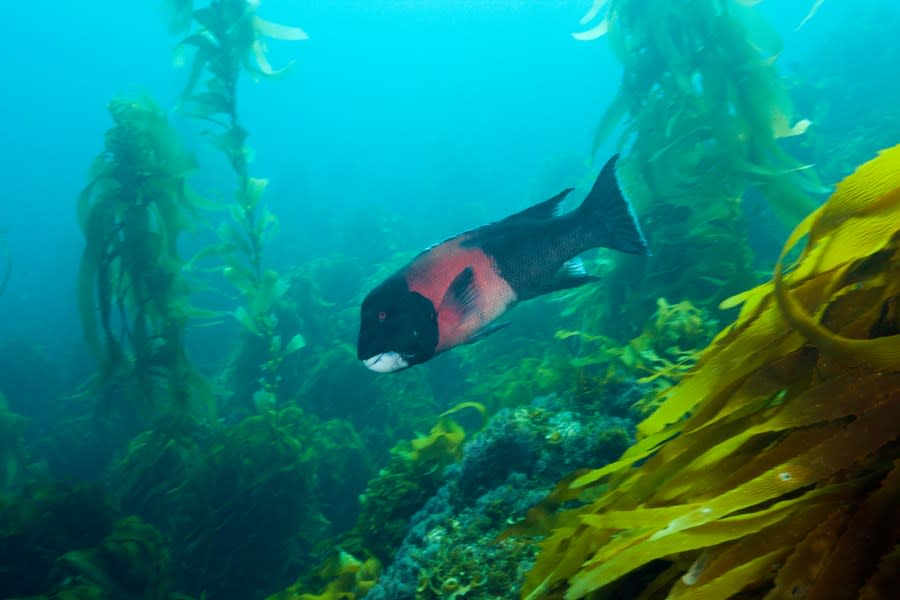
<box><xmin>0</xmin><ymin>393</ymin><xmax>28</xmax><ymax>493</ymax></box>
<box><xmin>111</xmin><ymin>406</ymin><xmax>325</xmax><ymax>599</ymax></box>
<box><xmin>0</xmin><ymin>482</ymin><xmax>117</xmax><ymax>597</ymax></box>
<box><xmin>50</xmin><ymin>517</ymin><xmax>170</xmax><ymax>600</ymax></box>
<box><xmin>76</xmin><ymin>97</ymin><xmax>209</xmax><ymax>415</ymax></box>
<box><xmin>167</xmin><ymin>0</ymin><xmax>307</xmax><ymax>408</ymax></box>
<box><xmin>570</xmin><ymin>0</ymin><xmax>824</xmax><ymax>341</ymax></box>
<box><xmin>348</xmin><ymin>403</ymin><xmax>487</xmax><ymax>564</ymax></box>
<box><xmin>556</xmin><ymin>298</ymin><xmax>716</xmax><ymax>412</ymax></box>
<box><xmin>519</xmin><ymin>144</ymin><xmax>900</xmax><ymax>599</ymax></box>
<box><xmin>265</xmin><ymin>550</ymin><xmax>380</xmax><ymax>600</ymax></box>
<box><xmin>265</xmin><ymin>406</ymin><xmax>485</xmax><ymax>599</ymax></box>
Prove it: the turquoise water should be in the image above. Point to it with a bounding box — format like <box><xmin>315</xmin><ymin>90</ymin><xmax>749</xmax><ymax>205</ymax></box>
<box><xmin>0</xmin><ymin>2</ymin><xmax>897</xmax><ymax>599</ymax></box>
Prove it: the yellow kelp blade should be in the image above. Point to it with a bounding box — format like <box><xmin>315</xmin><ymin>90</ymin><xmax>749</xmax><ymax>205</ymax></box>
<box><xmin>522</xmin><ymin>144</ymin><xmax>900</xmax><ymax>599</ymax></box>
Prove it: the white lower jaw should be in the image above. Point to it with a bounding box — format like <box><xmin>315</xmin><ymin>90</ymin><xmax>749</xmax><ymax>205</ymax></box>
<box><xmin>363</xmin><ymin>352</ymin><xmax>409</xmax><ymax>373</ymax></box>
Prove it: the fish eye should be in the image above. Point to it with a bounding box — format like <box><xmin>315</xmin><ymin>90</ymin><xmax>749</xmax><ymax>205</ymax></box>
<box><xmin>378</xmin><ymin>311</ymin><xmax>387</xmax><ymax>321</ymax></box>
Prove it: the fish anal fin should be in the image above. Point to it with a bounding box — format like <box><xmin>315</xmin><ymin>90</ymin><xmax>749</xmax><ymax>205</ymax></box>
<box><xmin>466</xmin><ymin>321</ymin><xmax>510</xmax><ymax>345</ymax></box>
<box><xmin>439</xmin><ymin>266</ymin><xmax>480</xmax><ymax>318</ymax></box>
<box><xmin>544</xmin><ymin>257</ymin><xmax>602</xmax><ymax>293</ymax></box>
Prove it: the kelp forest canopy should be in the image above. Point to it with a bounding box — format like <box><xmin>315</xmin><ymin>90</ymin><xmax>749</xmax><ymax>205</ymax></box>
<box><xmin>566</xmin><ymin>0</ymin><xmax>827</xmax><ymax>344</ymax></box>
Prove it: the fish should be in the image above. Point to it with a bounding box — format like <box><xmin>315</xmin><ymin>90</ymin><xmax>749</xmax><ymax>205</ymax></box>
<box><xmin>357</xmin><ymin>155</ymin><xmax>649</xmax><ymax>373</ymax></box>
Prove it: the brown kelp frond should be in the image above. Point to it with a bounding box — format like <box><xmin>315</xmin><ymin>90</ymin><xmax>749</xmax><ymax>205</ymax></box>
<box><xmin>567</xmin><ymin>0</ymin><xmax>823</xmax><ymax>343</ymax></box>
<box><xmin>522</xmin><ymin>144</ymin><xmax>900</xmax><ymax>599</ymax></box>
<box><xmin>76</xmin><ymin>96</ymin><xmax>210</xmax><ymax>414</ymax></box>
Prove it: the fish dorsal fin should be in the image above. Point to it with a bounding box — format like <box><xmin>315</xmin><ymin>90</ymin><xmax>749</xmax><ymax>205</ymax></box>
<box><xmin>502</xmin><ymin>188</ymin><xmax>574</xmax><ymax>224</ymax></box>
<box><xmin>420</xmin><ymin>189</ymin><xmax>573</xmax><ymax>255</ymax></box>
<box><xmin>439</xmin><ymin>266</ymin><xmax>480</xmax><ymax>318</ymax></box>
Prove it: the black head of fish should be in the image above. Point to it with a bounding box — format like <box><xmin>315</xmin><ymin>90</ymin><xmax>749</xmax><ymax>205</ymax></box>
<box><xmin>357</xmin><ymin>275</ymin><xmax>439</xmax><ymax>372</ymax></box>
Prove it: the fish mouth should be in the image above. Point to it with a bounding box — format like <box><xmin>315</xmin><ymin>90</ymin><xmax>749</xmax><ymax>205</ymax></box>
<box><xmin>362</xmin><ymin>352</ymin><xmax>410</xmax><ymax>373</ymax></box>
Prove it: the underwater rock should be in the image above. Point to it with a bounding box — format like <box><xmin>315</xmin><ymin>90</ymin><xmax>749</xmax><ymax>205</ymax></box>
<box><xmin>366</xmin><ymin>393</ymin><xmax>635</xmax><ymax>600</ymax></box>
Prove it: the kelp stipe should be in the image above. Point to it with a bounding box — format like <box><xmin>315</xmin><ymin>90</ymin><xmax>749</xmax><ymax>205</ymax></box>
<box><xmin>166</xmin><ymin>0</ymin><xmax>307</xmax><ymax>408</ymax></box>
<box><xmin>76</xmin><ymin>97</ymin><xmax>210</xmax><ymax>416</ymax></box>
<box><xmin>569</xmin><ymin>0</ymin><xmax>823</xmax><ymax>342</ymax></box>
<box><xmin>520</xmin><ymin>145</ymin><xmax>900</xmax><ymax>599</ymax></box>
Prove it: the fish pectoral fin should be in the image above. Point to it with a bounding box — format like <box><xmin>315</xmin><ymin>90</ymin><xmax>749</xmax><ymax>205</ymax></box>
<box><xmin>439</xmin><ymin>266</ymin><xmax>480</xmax><ymax>318</ymax></box>
<box><xmin>465</xmin><ymin>321</ymin><xmax>510</xmax><ymax>345</ymax></box>
<box><xmin>543</xmin><ymin>257</ymin><xmax>602</xmax><ymax>293</ymax></box>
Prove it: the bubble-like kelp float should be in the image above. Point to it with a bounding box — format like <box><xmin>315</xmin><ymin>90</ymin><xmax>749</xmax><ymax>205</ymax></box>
<box><xmin>1</xmin><ymin>1</ymin><xmax>898</xmax><ymax>600</ymax></box>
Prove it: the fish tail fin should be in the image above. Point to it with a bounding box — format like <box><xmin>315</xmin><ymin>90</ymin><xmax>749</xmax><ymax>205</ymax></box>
<box><xmin>579</xmin><ymin>154</ymin><xmax>651</xmax><ymax>256</ymax></box>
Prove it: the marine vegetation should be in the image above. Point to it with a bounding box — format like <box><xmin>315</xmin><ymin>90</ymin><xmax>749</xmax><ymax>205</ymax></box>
<box><xmin>518</xmin><ymin>144</ymin><xmax>900</xmax><ymax>599</ymax></box>
<box><xmin>76</xmin><ymin>96</ymin><xmax>209</xmax><ymax>415</ymax></box>
<box><xmin>266</xmin><ymin>550</ymin><xmax>381</xmax><ymax>600</ymax></box>
<box><xmin>50</xmin><ymin>516</ymin><xmax>170</xmax><ymax>600</ymax></box>
<box><xmin>364</xmin><ymin>393</ymin><xmax>635</xmax><ymax>600</ymax></box>
<box><xmin>0</xmin><ymin>393</ymin><xmax>28</xmax><ymax>493</ymax></box>
<box><xmin>349</xmin><ymin>403</ymin><xmax>487</xmax><ymax>565</ymax></box>
<box><xmin>570</xmin><ymin>0</ymin><xmax>823</xmax><ymax>341</ymax></box>
<box><xmin>0</xmin><ymin>482</ymin><xmax>117</xmax><ymax>597</ymax></box>
<box><xmin>110</xmin><ymin>406</ymin><xmax>330</xmax><ymax>599</ymax></box>
<box><xmin>166</xmin><ymin>0</ymin><xmax>307</xmax><ymax>407</ymax></box>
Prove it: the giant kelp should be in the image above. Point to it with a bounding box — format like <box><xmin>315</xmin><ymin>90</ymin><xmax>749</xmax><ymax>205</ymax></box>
<box><xmin>111</xmin><ymin>406</ymin><xmax>328</xmax><ymax>599</ymax></box>
<box><xmin>519</xmin><ymin>144</ymin><xmax>900</xmax><ymax>598</ymax></box>
<box><xmin>167</xmin><ymin>0</ymin><xmax>307</xmax><ymax>408</ymax></box>
<box><xmin>77</xmin><ymin>97</ymin><xmax>208</xmax><ymax>414</ymax></box>
<box><xmin>570</xmin><ymin>0</ymin><xmax>822</xmax><ymax>341</ymax></box>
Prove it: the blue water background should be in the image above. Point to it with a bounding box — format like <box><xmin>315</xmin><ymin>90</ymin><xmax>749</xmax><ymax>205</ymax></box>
<box><xmin>0</xmin><ymin>1</ymin><xmax>890</xmax><ymax>378</ymax></box>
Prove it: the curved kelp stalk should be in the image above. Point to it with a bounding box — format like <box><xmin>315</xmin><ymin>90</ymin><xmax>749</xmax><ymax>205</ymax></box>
<box><xmin>569</xmin><ymin>0</ymin><xmax>825</xmax><ymax>341</ymax></box>
<box><xmin>518</xmin><ymin>144</ymin><xmax>900</xmax><ymax>599</ymax></box>
<box><xmin>77</xmin><ymin>97</ymin><xmax>210</xmax><ymax>415</ymax></box>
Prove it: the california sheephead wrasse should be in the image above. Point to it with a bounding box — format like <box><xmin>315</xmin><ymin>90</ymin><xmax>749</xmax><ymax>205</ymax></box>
<box><xmin>357</xmin><ymin>155</ymin><xmax>650</xmax><ymax>373</ymax></box>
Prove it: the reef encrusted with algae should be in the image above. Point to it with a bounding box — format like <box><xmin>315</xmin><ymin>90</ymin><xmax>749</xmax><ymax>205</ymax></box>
<box><xmin>366</xmin><ymin>391</ymin><xmax>638</xmax><ymax>600</ymax></box>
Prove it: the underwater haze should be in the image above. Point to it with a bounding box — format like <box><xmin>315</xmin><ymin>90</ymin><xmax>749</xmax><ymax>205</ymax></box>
<box><xmin>1</xmin><ymin>1</ymin><xmax>899</xmax><ymax>599</ymax></box>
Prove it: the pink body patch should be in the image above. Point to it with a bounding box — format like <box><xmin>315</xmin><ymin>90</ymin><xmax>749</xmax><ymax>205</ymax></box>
<box><xmin>405</xmin><ymin>235</ymin><xmax>517</xmax><ymax>352</ymax></box>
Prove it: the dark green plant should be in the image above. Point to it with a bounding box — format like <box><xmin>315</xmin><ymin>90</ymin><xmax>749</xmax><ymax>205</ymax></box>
<box><xmin>76</xmin><ymin>96</ymin><xmax>210</xmax><ymax>416</ymax></box>
<box><xmin>110</xmin><ymin>407</ymin><xmax>328</xmax><ymax>599</ymax></box>
<box><xmin>0</xmin><ymin>394</ymin><xmax>28</xmax><ymax>494</ymax></box>
<box><xmin>50</xmin><ymin>516</ymin><xmax>170</xmax><ymax>600</ymax></box>
<box><xmin>0</xmin><ymin>482</ymin><xmax>116</xmax><ymax>597</ymax></box>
